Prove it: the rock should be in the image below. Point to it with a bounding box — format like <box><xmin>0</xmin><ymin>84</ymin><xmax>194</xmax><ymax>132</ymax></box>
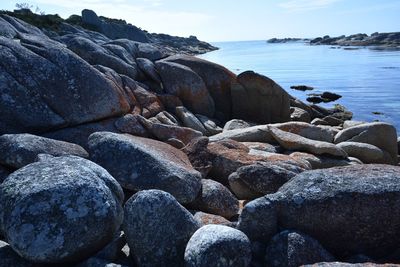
<box><xmin>311</xmin><ymin>118</ymin><xmax>329</xmax><ymax>126</ymax></box>
<box><xmin>188</xmin><ymin>179</ymin><xmax>239</xmax><ymax>219</ymax></box>
<box><xmin>123</xmin><ymin>190</ymin><xmax>200</xmax><ymax>266</ymax></box>
<box><xmin>0</xmin><ymin>133</ymin><xmax>88</xmax><ymax>169</ymax></box>
<box><xmin>76</xmin><ymin>257</ymin><xmax>128</xmax><ymax>267</ymax></box>
<box><xmin>193</xmin><ymin>211</ymin><xmax>232</xmax><ymax>226</ymax></box>
<box><xmin>157</xmin><ymin>93</ymin><xmax>184</xmax><ymax>112</ymax></box>
<box><xmin>223</xmin><ymin>119</ymin><xmax>255</xmax><ymax>132</ymax></box>
<box><xmin>337</xmin><ymin>141</ymin><xmax>391</xmax><ymax>164</ymax></box>
<box><xmin>243</xmin><ymin>142</ymin><xmax>281</xmax><ymax>154</ymax></box>
<box><xmin>270</xmin><ymin>127</ymin><xmax>347</xmax><ymax>158</ymax></box>
<box><xmin>181</xmin><ymin>137</ymin><xmax>213</xmax><ymax>178</ymax></box>
<box><xmin>176</xmin><ymin>106</ymin><xmax>209</xmax><ymax>135</ymax></box>
<box><xmin>210</xmin><ymin>125</ymin><xmax>273</xmax><ymax>143</ymax></box>
<box><xmin>0</xmin><ymin>155</ymin><xmax>124</xmax><ymax>263</ymax></box>
<box><xmin>231</xmin><ymin>71</ymin><xmax>291</xmax><ymax>124</ymax></box>
<box><xmin>398</xmin><ymin>137</ymin><xmax>400</xmax><ymax>155</ymax></box>
<box><xmin>162</xmin><ymin>55</ymin><xmax>236</xmax><ymax>121</ymax></box>
<box><xmin>184</xmin><ymin>225</ymin><xmax>252</xmax><ymax>267</ymax></box>
<box><xmin>343</xmin><ymin>120</ymin><xmax>365</xmax><ymax>129</ymax></box>
<box><xmin>265</xmin><ymin>230</ymin><xmax>335</xmax><ymax>267</ymax></box>
<box><xmin>88</xmin><ymin>132</ymin><xmax>201</xmax><ymax>204</ymax></box>
<box><xmin>155</xmin><ymin>60</ymin><xmax>215</xmax><ymax>117</ymax></box>
<box><xmin>322</xmin><ymin>115</ymin><xmax>344</xmax><ymax>126</ymax></box>
<box><xmin>291</xmin><ymin>107</ymin><xmax>312</xmax><ymax>123</ymax></box>
<box><xmin>0</xmin><ymin>240</ymin><xmax>34</xmax><ymax>267</ymax></box>
<box><xmin>302</xmin><ymin>263</ymin><xmax>400</xmax><ymax>267</ymax></box>
<box><xmin>0</xmin><ymin>165</ymin><xmax>10</xmax><ymax>184</ymax></box>
<box><xmin>95</xmin><ymin>232</ymin><xmax>126</xmax><ymax>262</ymax></box>
<box><xmin>334</xmin><ymin>122</ymin><xmax>398</xmax><ymax>164</ymax></box>
<box><xmin>155</xmin><ymin>111</ymin><xmax>179</xmax><ymax>126</ymax></box>
<box><xmin>274</xmin><ymin>121</ymin><xmax>337</xmax><ymax>143</ymax></box>
<box><xmin>269</xmin><ymin>164</ymin><xmax>400</xmax><ymax>258</ymax></box>
<box><xmin>289</xmin><ymin>152</ymin><xmax>355</xmax><ymax>169</ymax></box>
<box><xmin>228</xmin><ymin>162</ymin><xmax>298</xmax><ymax>200</ymax></box>
<box><xmin>195</xmin><ymin>114</ymin><xmax>223</xmax><ymax>135</ymax></box>
<box><xmin>321</xmin><ymin>92</ymin><xmax>342</xmax><ymax>101</ymax></box>
<box><xmin>290</xmin><ymin>85</ymin><xmax>314</xmax><ymax>91</ymax></box>
<box><xmin>136</xmin><ymin>57</ymin><xmax>161</xmax><ymax>83</ymax></box>
<box><xmin>165</xmin><ymin>138</ymin><xmax>186</xmax><ymax>149</ymax></box>
<box><xmin>306</xmin><ymin>96</ymin><xmax>324</xmax><ymax>104</ymax></box>
<box><xmin>114</xmin><ymin>114</ymin><xmax>149</xmax><ymax>137</ymax></box>
<box><xmin>137</xmin><ymin>115</ymin><xmax>203</xmax><ymax>145</ymax></box>
<box><xmin>0</xmin><ymin>34</ymin><xmax>129</xmax><ymax>134</ymax></box>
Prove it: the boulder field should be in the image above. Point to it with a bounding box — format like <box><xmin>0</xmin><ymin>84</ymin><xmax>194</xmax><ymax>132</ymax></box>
<box><xmin>0</xmin><ymin>11</ymin><xmax>399</xmax><ymax>267</ymax></box>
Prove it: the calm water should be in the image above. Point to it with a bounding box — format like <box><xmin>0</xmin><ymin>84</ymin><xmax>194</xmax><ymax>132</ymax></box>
<box><xmin>199</xmin><ymin>41</ymin><xmax>400</xmax><ymax>132</ymax></box>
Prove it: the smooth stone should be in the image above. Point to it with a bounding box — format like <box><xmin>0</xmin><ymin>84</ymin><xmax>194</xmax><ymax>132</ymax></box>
<box><xmin>223</xmin><ymin>119</ymin><xmax>255</xmax><ymax>132</ymax></box>
<box><xmin>291</xmin><ymin>107</ymin><xmax>311</xmax><ymax>123</ymax></box>
<box><xmin>155</xmin><ymin>111</ymin><xmax>179</xmax><ymax>126</ymax></box>
<box><xmin>193</xmin><ymin>211</ymin><xmax>232</xmax><ymax>226</ymax></box>
<box><xmin>289</xmin><ymin>152</ymin><xmax>356</xmax><ymax>169</ymax></box>
<box><xmin>136</xmin><ymin>57</ymin><xmax>161</xmax><ymax>83</ymax></box>
<box><xmin>176</xmin><ymin>106</ymin><xmax>209</xmax><ymax>135</ymax></box>
<box><xmin>337</xmin><ymin>141</ymin><xmax>390</xmax><ymax>164</ymax></box>
<box><xmin>273</xmin><ymin>121</ymin><xmax>337</xmax><ymax>143</ymax></box>
<box><xmin>210</xmin><ymin>125</ymin><xmax>273</xmax><ymax>143</ymax></box>
<box><xmin>195</xmin><ymin>114</ymin><xmax>223</xmax><ymax>135</ymax></box>
<box><xmin>114</xmin><ymin>114</ymin><xmax>149</xmax><ymax>137</ymax></box>
<box><xmin>184</xmin><ymin>225</ymin><xmax>252</xmax><ymax>267</ymax></box>
<box><xmin>343</xmin><ymin>120</ymin><xmax>366</xmax><ymax>129</ymax></box>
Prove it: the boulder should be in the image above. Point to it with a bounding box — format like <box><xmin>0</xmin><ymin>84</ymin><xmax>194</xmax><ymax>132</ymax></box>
<box><xmin>270</xmin><ymin>127</ymin><xmax>347</xmax><ymax>158</ymax></box>
<box><xmin>123</xmin><ymin>190</ymin><xmax>200</xmax><ymax>266</ymax></box>
<box><xmin>223</xmin><ymin>119</ymin><xmax>255</xmax><ymax>132</ymax></box>
<box><xmin>163</xmin><ymin>55</ymin><xmax>236</xmax><ymax>121</ymax></box>
<box><xmin>268</xmin><ymin>164</ymin><xmax>400</xmax><ymax>258</ymax></box>
<box><xmin>231</xmin><ymin>71</ymin><xmax>290</xmax><ymax>124</ymax></box>
<box><xmin>155</xmin><ymin>111</ymin><xmax>179</xmax><ymax>126</ymax></box>
<box><xmin>210</xmin><ymin>125</ymin><xmax>273</xmax><ymax>143</ymax></box>
<box><xmin>88</xmin><ymin>132</ymin><xmax>202</xmax><ymax>204</ymax></box>
<box><xmin>184</xmin><ymin>225</ymin><xmax>252</xmax><ymax>267</ymax></box>
<box><xmin>228</xmin><ymin>162</ymin><xmax>297</xmax><ymax>200</ymax></box>
<box><xmin>176</xmin><ymin>106</ymin><xmax>209</xmax><ymax>135</ymax></box>
<box><xmin>188</xmin><ymin>179</ymin><xmax>239</xmax><ymax>219</ymax></box>
<box><xmin>0</xmin><ymin>133</ymin><xmax>88</xmax><ymax>169</ymax></box>
<box><xmin>343</xmin><ymin>120</ymin><xmax>365</xmax><ymax>129</ymax></box>
<box><xmin>195</xmin><ymin>114</ymin><xmax>223</xmax><ymax>135</ymax></box>
<box><xmin>114</xmin><ymin>114</ymin><xmax>149</xmax><ymax>137</ymax></box>
<box><xmin>334</xmin><ymin>122</ymin><xmax>398</xmax><ymax>164</ymax></box>
<box><xmin>136</xmin><ymin>57</ymin><xmax>161</xmax><ymax>83</ymax></box>
<box><xmin>155</xmin><ymin>60</ymin><xmax>215</xmax><ymax>117</ymax></box>
<box><xmin>181</xmin><ymin>137</ymin><xmax>213</xmax><ymax>178</ymax></box>
<box><xmin>273</xmin><ymin>121</ymin><xmax>337</xmax><ymax>143</ymax></box>
<box><xmin>337</xmin><ymin>141</ymin><xmax>391</xmax><ymax>164</ymax></box>
<box><xmin>0</xmin><ymin>34</ymin><xmax>129</xmax><ymax>134</ymax></box>
<box><xmin>291</xmin><ymin>107</ymin><xmax>311</xmax><ymax>123</ymax></box>
<box><xmin>0</xmin><ymin>155</ymin><xmax>124</xmax><ymax>263</ymax></box>
<box><xmin>193</xmin><ymin>211</ymin><xmax>232</xmax><ymax>226</ymax></box>
<box><xmin>243</xmin><ymin>142</ymin><xmax>281</xmax><ymax>154</ymax></box>
<box><xmin>265</xmin><ymin>230</ymin><xmax>335</xmax><ymax>267</ymax></box>
<box><xmin>0</xmin><ymin>240</ymin><xmax>34</xmax><ymax>267</ymax></box>
<box><xmin>289</xmin><ymin>152</ymin><xmax>356</xmax><ymax>169</ymax></box>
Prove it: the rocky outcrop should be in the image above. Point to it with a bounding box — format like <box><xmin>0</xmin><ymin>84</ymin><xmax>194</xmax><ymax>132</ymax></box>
<box><xmin>310</xmin><ymin>32</ymin><xmax>400</xmax><ymax>47</ymax></box>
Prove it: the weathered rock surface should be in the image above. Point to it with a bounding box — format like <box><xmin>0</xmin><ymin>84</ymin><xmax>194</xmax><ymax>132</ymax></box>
<box><xmin>195</xmin><ymin>114</ymin><xmax>223</xmax><ymax>135</ymax></box>
<box><xmin>310</xmin><ymin>32</ymin><xmax>400</xmax><ymax>47</ymax></box>
<box><xmin>193</xmin><ymin>211</ymin><xmax>232</xmax><ymax>226</ymax></box>
<box><xmin>223</xmin><ymin>119</ymin><xmax>255</xmax><ymax>132</ymax></box>
<box><xmin>270</xmin><ymin>127</ymin><xmax>347</xmax><ymax>158</ymax></box>
<box><xmin>334</xmin><ymin>122</ymin><xmax>398</xmax><ymax>164</ymax></box>
<box><xmin>188</xmin><ymin>179</ymin><xmax>239</xmax><ymax>219</ymax></box>
<box><xmin>75</xmin><ymin>257</ymin><xmax>128</xmax><ymax>267</ymax></box>
<box><xmin>176</xmin><ymin>106</ymin><xmax>209</xmax><ymax>135</ymax></box>
<box><xmin>136</xmin><ymin>57</ymin><xmax>161</xmax><ymax>83</ymax></box>
<box><xmin>291</xmin><ymin>107</ymin><xmax>312</xmax><ymax>123</ymax></box>
<box><xmin>114</xmin><ymin>114</ymin><xmax>148</xmax><ymax>137</ymax></box>
<box><xmin>274</xmin><ymin>121</ymin><xmax>337</xmax><ymax>143</ymax></box>
<box><xmin>210</xmin><ymin>125</ymin><xmax>273</xmax><ymax>143</ymax></box>
<box><xmin>289</xmin><ymin>152</ymin><xmax>356</xmax><ymax>169</ymax></box>
<box><xmin>156</xmin><ymin>60</ymin><xmax>215</xmax><ymax>117</ymax></box>
<box><xmin>0</xmin><ymin>155</ymin><xmax>124</xmax><ymax>263</ymax></box>
<box><xmin>265</xmin><ymin>230</ymin><xmax>335</xmax><ymax>267</ymax></box>
<box><xmin>88</xmin><ymin>132</ymin><xmax>201</xmax><ymax>203</ymax></box>
<box><xmin>184</xmin><ymin>225</ymin><xmax>252</xmax><ymax>267</ymax></box>
<box><xmin>231</xmin><ymin>71</ymin><xmax>291</xmax><ymax>124</ymax></box>
<box><xmin>0</xmin><ymin>133</ymin><xmax>88</xmax><ymax>169</ymax></box>
<box><xmin>123</xmin><ymin>190</ymin><xmax>200</xmax><ymax>267</ymax></box>
<box><xmin>337</xmin><ymin>141</ymin><xmax>390</xmax><ymax>164</ymax></box>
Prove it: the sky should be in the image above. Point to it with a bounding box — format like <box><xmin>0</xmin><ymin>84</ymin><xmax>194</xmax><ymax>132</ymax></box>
<box><xmin>1</xmin><ymin>0</ymin><xmax>399</xmax><ymax>42</ymax></box>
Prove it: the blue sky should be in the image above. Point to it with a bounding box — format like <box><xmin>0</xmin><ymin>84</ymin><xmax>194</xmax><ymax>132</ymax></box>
<box><xmin>1</xmin><ymin>0</ymin><xmax>399</xmax><ymax>42</ymax></box>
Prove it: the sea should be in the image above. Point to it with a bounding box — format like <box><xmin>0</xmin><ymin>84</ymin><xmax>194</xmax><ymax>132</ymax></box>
<box><xmin>198</xmin><ymin>40</ymin><xmax>400</xmax><ymax>132</ymax></box>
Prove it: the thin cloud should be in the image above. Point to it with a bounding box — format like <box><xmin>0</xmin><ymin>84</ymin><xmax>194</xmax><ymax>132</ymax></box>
<box><xmin>279</xmin><ymin>0</ymin><xmax>341</xmax><ymax>12</ymax></box>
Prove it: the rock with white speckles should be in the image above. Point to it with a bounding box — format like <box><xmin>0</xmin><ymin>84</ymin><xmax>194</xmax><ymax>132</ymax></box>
<box><xmin>0</xmin><ymin>155</ymin><xmax>124</xmax><ymax>263</ymax></box>
<box><xmin>0</xmin><ymin>133</ymin><xmax>88</xmax><ymax>169</ymax></box>
<box><xmin>123</xmin><ymin>190</ymin><xmax>200</xmax><ymax>267</ymax></box>
<box><xmin>88</xmin><ymin>132</ymin><xmax>202</xmax><ymax>204</ymax></box>
<box><xmin>184</xmin><ymin>224</ymin><xmax>252</xmax><ymax>267</ymax></box>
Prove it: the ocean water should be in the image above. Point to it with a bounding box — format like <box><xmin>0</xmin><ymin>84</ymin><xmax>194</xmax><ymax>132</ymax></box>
<box><xmin>198</xmin><ymin>40</ymin><xmax>400</xmax><ymax>132</ymax></box>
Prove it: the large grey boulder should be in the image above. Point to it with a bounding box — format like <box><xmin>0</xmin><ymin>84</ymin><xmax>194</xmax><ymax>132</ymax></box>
<box><xmin>88</xmin><ymin>132</ymin><xmax>202</xmax><ymax>203</ymax></box>
<box><xmin>0</xmin><ymin>14</ymin><xmax>47</xmax><ymax>38</ymax></box>
<box><xmin>273</xmin><ymin>122</ymin><xmax>337</xmax><ymax>143</ymax></box>
<box><xmin>188</xmin><ymin>179</ymin><xmax>239</xmax><ymax>219</ymax></box>
<box><xmin>265</xmin><ymin>230</ymin><xmax>335</xmax><ymax>267</ymax></box>
<box><xmin>210</xmin><ymin>125</ymin><xmax>273</xmax><ymax>143</ymax></box>
<box><xmin>336</xmin><ymin>141</ymin><xmax>390</xmax><ymax>164</ymax></box>
<box><xmin>0</xmin><ymin>133</ymin><xmax>88</xmax><ymax>169</ymax></box>
<box><xmin>334</xmin><ymin>122</ymin><xmax>398</xmax><ymax>164</ymax></box>
<box><xmin>123</xmin><ymin>190</ymin><xmax>200</xmax><ymax>267</ymax></box>
<box><xmin>0</xmin><ymin>33</ymin><xmax>129</xmax><ymax>134</ymax></box>
<box><xmin>290</xmin><ymin>152</ymin><xmax>357</xmax><ymax>169</ymax></box>
<box><xmin>223</xmin><ymin>119</ymin><xmax>255</xmax><ymax>132</ymax></box>
<box><xmin>136</xmin><ymin>57</ymin><xmax>161</xmax><ymax>83</ymax></box>
<box><xmin>0</xmin><ymin>155</ymin><xmax>124</xmax><ymax>263</ymax></box>
<box><xmin>231</xmin><ymin>71</ymin><xmax>290</xmax><ymax>124</ymax></box>
<box><xmin>156</xmin><ymin>60</ymin><xmax>215</xmax><ymax>117</ymax></box>
<box><xmin>270</xmin><ymin>127</ymin><xmax>347</xmax><ymax>158</ymax></box>
<box><xmin>184</xmin><ymin>225</ymin><xmax>252</xmax><ymax>267</ymax></box>
<box><xmin>242</xmin><ymin>164</ymin><xmax>400</xmax><ymax>258</ymax></box>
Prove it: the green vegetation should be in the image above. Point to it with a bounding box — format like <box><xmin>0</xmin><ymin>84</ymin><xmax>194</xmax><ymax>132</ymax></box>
<box><xmin>0</xmin><ymin>8</ymin><xmax>64</xmax><ymax>31</ymax></box>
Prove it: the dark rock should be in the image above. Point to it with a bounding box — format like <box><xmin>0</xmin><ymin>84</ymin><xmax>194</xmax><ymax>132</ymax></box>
<box><xmin>176</xmin><ymin>106</ymin><xmax>209</xmax><ymax>135</ymax></box>
<box><xmin>290</xmin><ymin>85</ymin><xmax>314</xmax><ymax>91</ymax></box>
<box><xmin>88</xmin><ymin>132</ymin><xmax>202</xmax><ymax>204</ymax></box>
<box><xmin>95</xmin><ymin>232</ymin><xmax>126</xmax><ymax>262</ymax></box>
<box><xmin>265</xmin><ymin>230</ymin><xmax>335</xmax><ymax>267</ymax></box>
<box><xmin>310</xmin><ymin>32</ymin><xmax>400</xmax><ymax>47</ymax></box>
<box><xmin>231</xmin><ymin>71</ymin><xmax>291</xmax><ymax>124</ymax></box>
<box><xmin>0</xmin><ymin>155</ymin><xmax>124</xmax><ymax>263</ymax></box>
<box><xmin>291</xmin><ymin>107</ymin><xmax>312</xmax><ymax>123</ymax></box>
<box><xmin>302</xmin><ymin>263</ymin><xmax>399</xmax><ymax>267</ymax></box>
<box><xmin>123</xmin><ymin>190</ymin><xmax>200</xmax><ymax>267</ymax></box>
<box><xmin>321</xmin><ymin>92</ymin><xmax>342</xmax><ymax>101</ymax></box>
<box><xmin>184</xmin><ymin>225</ymin><xmax>252</xmax><ymax>267</ymax></box>
<box><xmin>114</xmin><ymin>114</ymin><xmax>149</xmax><ymax>137</ymax></box>
<box><xmin>75</xmin><ymin>257</ymin><xmax>128</xmax><ymax>267</ymax></box>
<box><xmin>181</xmin><ymin>137</ymin><xmax>213</xmax><ymax>178</ymax></box>
<box><xmin>136</xmin><ymin>57</ymin><xmax>161</xmax><ymax>83</ymax></box>
<box><xmin>193</xmin><ymin>211</ymin><xmax>232</xmax><ymax>226</ymax></box>
<box><xmin>0</xmin><ymin>240</ymin><xmax>34</xmax><ymax>267</ymax></box>
<box><xmin>306</xmin><ymin>96</ymin><xmax>324</xmax><ymax>104</ymax></box>
<box><xmin>0</xmin><ymin>133</ymin><xmax>88</xmax><ymax>169</ymax></box>
<box><xmin>188</xmin><ymin>179</ymin><xmax>239</xmax><ymax>219</ymax></box>
<box><xmin>155</xmin><ymin>111</ymin><xmax>179</xmax><ymax>126</ymax></box>
<box><xmin>289</xmin><ymin>152</ymin><xmax>356</xmax><ymax>169</ymax></box>
<box><xmin>195</xmin><ymin>114</ymin><xmax>223</xmax><ymax>135</ymax></box>
<box><xmin>156</xmin><ymin>60</ymin><xmax>215</xmax><ymax>117</ymax></box>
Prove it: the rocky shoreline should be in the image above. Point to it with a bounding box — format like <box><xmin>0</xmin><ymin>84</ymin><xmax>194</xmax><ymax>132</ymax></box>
<box><xmin>1</xmin><ymin>10</ymin><xmax>400</xmax><ymax>267</ymax></box>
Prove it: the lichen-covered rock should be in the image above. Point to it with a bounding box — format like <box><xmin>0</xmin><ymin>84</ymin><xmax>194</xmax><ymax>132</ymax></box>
<box><xmin>188</xmin><ymin>179</ymin><xmax>239</xmax><ymax>219</ymax></box>
<box><xmin>0</xmin><ymin>240</ymin><xmax>34</xmax><ymax>267</ymax></box>
<box><xmin>123</xmin><ymin>190</ymin><xmax>200</xmax><ymax>267</ymax></box>
<box><xmin>184</xmin><ymin>225</ymin><xmax>252</xmax><ymax>267</ymax></box>
<box><xmin>88</xmin><ymin>132</ymin><xmax>201</xmax><ymax>203</ymax></box>
<box><xmin>0</xmin><ymin>155</ymin><xmax>124</xmax><ymax>263</ymax></box>
<box><xmin>0</xmin><ymin>133</ymin><xmax>88</xmax><ymax>169</ymax></box>
<box><xmin>270</xmin><ymin>127</ymin><xmax>347</xmax><ymax>158</ymax></box>
<box><xmin>265</xmin><ymin>230</ymin><xmax>335</xmax><ymax>267</ymax></box>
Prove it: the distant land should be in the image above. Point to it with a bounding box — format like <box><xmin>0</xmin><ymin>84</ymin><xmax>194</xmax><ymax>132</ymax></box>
<box><xmin>267</xmin><ymin>32</ymin><xmax>400</xmax><ymax>48</ymax></box>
